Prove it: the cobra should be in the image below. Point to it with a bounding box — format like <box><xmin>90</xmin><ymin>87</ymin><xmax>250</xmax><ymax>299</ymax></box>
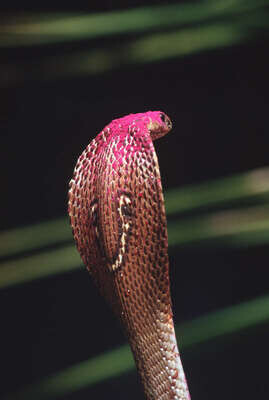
<box><xmin>68</xmin><ymin>111</ymin><xmax>190</xmax><ymax>400</ymax></box>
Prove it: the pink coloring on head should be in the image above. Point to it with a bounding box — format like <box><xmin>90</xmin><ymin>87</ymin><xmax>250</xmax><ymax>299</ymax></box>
<box><xmin>80</xmin><ymin>111</ymin><xmax>172</xmax><ymax>180</ymax></box>
<box><xmin>108</xmin><ymin>111</ymin><xmax>172</xmax><ymax>142</ymax></box>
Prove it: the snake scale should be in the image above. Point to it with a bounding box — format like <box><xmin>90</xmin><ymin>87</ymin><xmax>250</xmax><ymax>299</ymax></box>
<box><xmin>68</xmin><ymin>111</ymin><xmax>190</xmax><ymax>400</ymax></box>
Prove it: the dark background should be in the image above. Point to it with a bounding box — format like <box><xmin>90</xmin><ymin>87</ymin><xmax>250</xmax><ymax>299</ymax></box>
<box><xmin>1</xmin><ymin>0</ymin><xmax>269</xmax><ymax>399</ymax></box>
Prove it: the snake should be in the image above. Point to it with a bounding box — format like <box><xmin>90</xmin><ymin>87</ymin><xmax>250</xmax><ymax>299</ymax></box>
<box><xmin>68</xmin><ymin>111</ymin><xmax>190</xmax><ymax>400</ymax></box>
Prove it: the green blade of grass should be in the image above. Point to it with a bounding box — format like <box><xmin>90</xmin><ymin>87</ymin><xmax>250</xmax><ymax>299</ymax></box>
<box><xmin>4</xmin><ymin>294</ymin><xmax>269</xmax><ymax>399</ymax></box>
<box><xmin>168</xmin><ymin>205</ymin><xmax>269</xmax><ymax>248</ymax></box>
<box><xmin>179</xmin><ymin>294</ymin><xmax>269</xmax><ymax>349</ymax></box>
<box><xmin>164</xmin><ymin>167</ymin><xmax>269</xmax><ymax>215</ymax></box>
<box><xmin>0</xmin><ymin>3</ymin><xmax>268</xmax><ymax>87</ymax></box>
<box><xmin>2</xmin><ymin>22</ymin><xmax>246</xmax><ymax>85</ymax></box>
<box><xmin>1</xmin><ymin>0</ymin><xmax>268</xmax><ymax>47</ymax></box>
<box><xmin>0</xmin><ymin>218</ymin><xmax>71</xmax><ymax>259</ymax></box>
<box><xmin>0</xmin><ymin>245</ymin><xmax>81</xmax><ymax>289</ymax></box>
<box><xmin>2</xmin><ymin>345</ymin><xmax>134</xmax><ymax>400</ymax></box>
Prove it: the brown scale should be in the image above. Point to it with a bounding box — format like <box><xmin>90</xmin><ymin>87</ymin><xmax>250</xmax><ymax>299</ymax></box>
<box><xmin>68</xmin><ymin>111</ymin><xmax>190</xmax><ymax>400</ymax></box>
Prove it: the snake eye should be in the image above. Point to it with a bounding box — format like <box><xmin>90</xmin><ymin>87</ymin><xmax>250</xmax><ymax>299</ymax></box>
<box><xmin>160</xmin><ymin>113</ymin><xmax>166</xmax><ymax>123</ymax></box>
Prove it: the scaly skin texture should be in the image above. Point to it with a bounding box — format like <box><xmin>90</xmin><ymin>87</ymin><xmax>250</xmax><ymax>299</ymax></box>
<box><xmin>68</xmin><ymin>111</ymin><xmax>190</xmax><ymax>400</ymax></box>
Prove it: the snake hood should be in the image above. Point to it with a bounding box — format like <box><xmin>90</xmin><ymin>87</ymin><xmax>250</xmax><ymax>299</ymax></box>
<box><xmin>68</xmin><ymin>111</ymin><xmax>190</xmax><ymax>400</ymax></box>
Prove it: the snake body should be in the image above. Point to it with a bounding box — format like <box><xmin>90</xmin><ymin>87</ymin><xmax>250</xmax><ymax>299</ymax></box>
<box><xmin>68</xmin><ymin>111</ymin><xmax>190</xmax><ymax>400</ymax></box>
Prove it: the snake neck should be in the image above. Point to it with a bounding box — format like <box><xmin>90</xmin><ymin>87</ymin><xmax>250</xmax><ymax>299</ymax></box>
<box><xmin>112</xmin><ymin>263</ymin><xmax>190</xmax><ymax>400</ymax></box>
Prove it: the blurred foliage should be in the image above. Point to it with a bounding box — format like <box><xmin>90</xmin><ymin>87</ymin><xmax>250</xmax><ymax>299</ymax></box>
<box><xmin>1</xmin><ymin>0</ymin><xmax>267</xmax><ymax>47</ymax></box>
<box><xmin>1</xmin><ymin>166</ymin><xmax>269</xmax><ymax>288</ymax></box>
<box><xmin>0</xmin><ymin>0</ymin><xmax>268</xmax><ymax>86</ymax></box>
<box><xmin>4</xmin><ymin>294</ymin><xmax>269</xmax><ymax>399</ymax></box>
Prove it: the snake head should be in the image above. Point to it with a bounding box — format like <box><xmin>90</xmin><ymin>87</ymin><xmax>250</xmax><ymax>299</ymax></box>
<box><xmin>144</xmin><ymin>111</ymin><xmax>172</xmax><ymax>141</ymax></box>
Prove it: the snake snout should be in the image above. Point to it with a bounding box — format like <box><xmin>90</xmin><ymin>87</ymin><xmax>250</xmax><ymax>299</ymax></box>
<box><xmin>148</xmin><ymin>112</ymin><xmax>173</xmax><ymax>141</ymax></box>
<box><xmin>160</xmin><ymin>112</ymin><xmax>172</xmax><ymax>130</ymax></box>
